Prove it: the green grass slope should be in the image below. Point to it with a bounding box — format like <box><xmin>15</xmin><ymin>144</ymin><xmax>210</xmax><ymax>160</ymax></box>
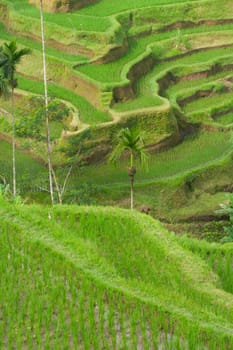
<box><xmin>1</xmin><ymin>200</ymin><xmax>233</xmax><ymax>348</ymax></box>
<box><xmin>0</xmin><ymin>138</ymin><xmax>47</xmax><ymax>190</ymax></box>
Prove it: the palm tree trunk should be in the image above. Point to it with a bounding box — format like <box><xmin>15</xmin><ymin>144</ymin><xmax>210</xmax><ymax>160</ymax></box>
<box><xmin>11</xmin><ymin>86</ymin><xmax>16</xmax><ymax>199</ymax></box>
<box><xmin>40</xmin><ymin>0</ymin><xmax>54</xmax><ymax>205</ymax></box>
<box><xmin>129</xmin><ymin>152</ymin><xmax>135</xmax><ymax>210</ymax></box>
<box><xmin>130</xmin><ymin>176</ymin><xmax>134</xmax><ymax>210</ymax></box>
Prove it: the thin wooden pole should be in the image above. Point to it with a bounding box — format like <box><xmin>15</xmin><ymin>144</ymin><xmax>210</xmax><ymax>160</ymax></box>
<box><xmin>40</xmin><ymin>0</ymin><xmax>54</xmax><ymax>205</ymax></box>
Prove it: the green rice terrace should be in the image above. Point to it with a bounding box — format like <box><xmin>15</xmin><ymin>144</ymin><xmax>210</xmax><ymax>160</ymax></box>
<box><xmin>1</xmin><ymin>0</ymin><xmax>233</xmax><ymax>347</ymax></box>
<box><xmin>1</xmin><ymin>0</ymin><xmax>233</xmax><ymax>221</ymax></box>
<box><xmin>1</xmin><ymin>200</ymin><xmax>233</xmax><ymax>349</ymax></box>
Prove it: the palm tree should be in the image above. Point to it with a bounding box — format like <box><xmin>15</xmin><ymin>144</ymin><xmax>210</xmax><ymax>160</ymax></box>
<box><xmin>39</xmin><ymin>0</ymin><xmax>54</xmax><ymax>205</ymax></box>
<box><xmin>109</xmin><ymin>127</ymin><xmax>148</xmax><ymax>210</ymax></box>
<box><xmin>0</xmin><ymin>41</ymin><xmax>31</xmax><ymax>199</ymax></box>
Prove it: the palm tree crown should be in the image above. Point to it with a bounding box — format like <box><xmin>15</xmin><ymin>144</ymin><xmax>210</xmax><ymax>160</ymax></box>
<box><xmin>0</xmin><ymin>41</ymin><xmax>31</xmax><ymax>87</ymax></box>
<box><xmin>109</xmin><ymin>127</ymin><xmax>148</xmax><ymax>167</ymax></box>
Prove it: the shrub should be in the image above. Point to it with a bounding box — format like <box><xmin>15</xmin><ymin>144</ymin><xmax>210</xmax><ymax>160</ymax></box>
<box><xmin>15</xmin><ymin>113</ymin><xmax>42</xmax><ymax>138</ymax></box>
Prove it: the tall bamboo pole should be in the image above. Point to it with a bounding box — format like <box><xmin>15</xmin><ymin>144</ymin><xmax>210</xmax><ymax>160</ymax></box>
<box><xmin>40</xmin><ymin>0</ymin><xmax>54</xmax><ymax>204</ymax></box>
<box><xmin>11</xmin><ymin>85</ymin><xmax>16</xmax><ymax>199</ymax></box>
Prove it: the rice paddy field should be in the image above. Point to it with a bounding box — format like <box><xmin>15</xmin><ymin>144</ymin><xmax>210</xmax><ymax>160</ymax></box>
<box><xmin>1</xmin><ymin>199</ymin><xmax>233</xmax><ymax>349</ymax></box>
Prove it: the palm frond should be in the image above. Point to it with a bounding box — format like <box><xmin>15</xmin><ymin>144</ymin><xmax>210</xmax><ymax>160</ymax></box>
<box><xmin>0</xmin><ymin>75</ymin><xmax>9</xmax><ymax>99</ymax></box>
<box><xmin>0</xmin><ymin>41</ymin><xmax>31</xmax><ymax>81</ymax></box>
<box><xmin>108</xmin><ymin>141</ymin><xmax>127</xmax><ymax>164</ymax></box>
<box><xmin>109</xmin><ymin>127</ymin><xmax>149</xmax><ymax>167</ymax></box>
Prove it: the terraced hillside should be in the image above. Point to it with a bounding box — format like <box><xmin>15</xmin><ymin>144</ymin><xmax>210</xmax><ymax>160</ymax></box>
<box><xmin>1</xmin><ymin>0</ymin><xmax>233</xmax><ymax>221</ymax></box>
<box><xmin>1</xmin><ymin>199</ymin><xmax>233</xmax><ymax>348</ymax></box>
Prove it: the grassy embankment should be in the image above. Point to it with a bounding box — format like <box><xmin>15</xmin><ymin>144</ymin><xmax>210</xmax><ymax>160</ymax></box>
<box><xmin>1</xmin><ymin>199</ymin><xmax>233</xmax><ymax>348</ymax></box>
